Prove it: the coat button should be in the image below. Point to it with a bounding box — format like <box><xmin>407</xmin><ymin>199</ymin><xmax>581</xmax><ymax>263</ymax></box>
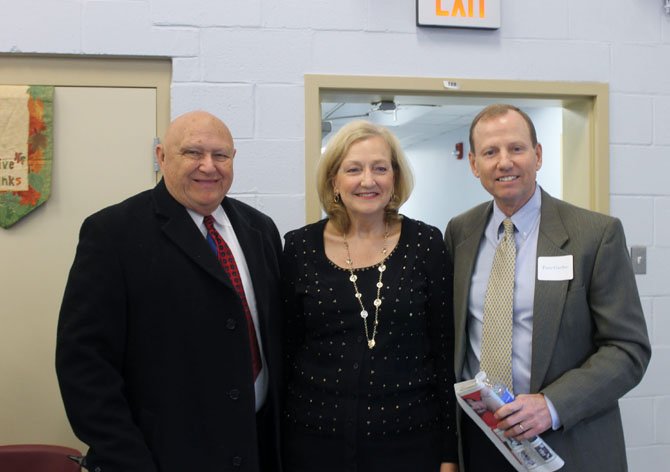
<box><xmin>229</xmin><ymin>388</ymin><xmax>240</xmax><ymax>400</ymax></box>
<box><xmin>232</xmin><ymin>456</ymin><xmax>242</xmax><ymax>467</ymax></box>
<box><xmin>226</xmin><ymin>318</ymin><xmax>236</xmax><ymax>330</ymax></box>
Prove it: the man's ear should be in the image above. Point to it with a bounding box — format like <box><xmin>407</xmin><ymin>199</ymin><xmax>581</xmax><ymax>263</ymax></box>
<box><xmin>469</xmin><ymin>152</ymin><xmax>480</xmax><ymax>178</ymax></box>
<box><xmin>155</xmin><ymin>144</ymin><xmax>165</xmax><ymax>170</ymax></box>
<box><xmin>535</xmin><ymin>143</ymin><xmax>543</xmax><ymax>171</ymax></box>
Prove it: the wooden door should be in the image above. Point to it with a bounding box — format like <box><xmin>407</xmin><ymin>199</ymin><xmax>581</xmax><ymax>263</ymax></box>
<box><xmin>0</xmin><ymin>56</ymin><xmax>168</xmax><ymax>450</ymax></box>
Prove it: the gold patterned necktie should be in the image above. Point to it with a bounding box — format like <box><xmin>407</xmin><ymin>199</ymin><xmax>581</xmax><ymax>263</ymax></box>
<box><xmin>480</xmin><ymin>218</ymin><xmax>516</xmax><ymax>392</ymax></box>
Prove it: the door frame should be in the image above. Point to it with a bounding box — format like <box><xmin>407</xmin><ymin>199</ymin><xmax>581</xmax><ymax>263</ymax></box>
<box><xmin>305</xmin><ymin>74</ymin><xmax>609</xmax><ymax>223</ymax></box>
<box><xmin>1</xmin><ymin>53</ymin><xmax>171</xmax><ymax>183</ymax></box>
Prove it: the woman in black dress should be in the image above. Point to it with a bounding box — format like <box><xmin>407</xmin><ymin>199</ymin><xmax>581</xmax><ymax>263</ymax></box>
<box><xmin>281</xmin><ymin>120</ymin><xmax>458</xmax><ymax>472</ymax></box>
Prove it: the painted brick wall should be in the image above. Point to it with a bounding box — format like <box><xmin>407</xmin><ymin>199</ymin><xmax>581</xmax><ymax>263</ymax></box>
<box><xmin>1</xmin><ymin>0</ymin><xmax>668</xmax><ymax>469</ymax></box>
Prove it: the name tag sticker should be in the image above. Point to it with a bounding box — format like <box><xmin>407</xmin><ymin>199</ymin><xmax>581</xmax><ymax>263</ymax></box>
<box><xmin>538</xmin><ymin>255</ymin><xmax>574</xmax><ymax>281</ymax></box>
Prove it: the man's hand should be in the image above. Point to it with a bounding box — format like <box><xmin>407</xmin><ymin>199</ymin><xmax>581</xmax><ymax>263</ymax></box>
<box><xmin>494</xmin><ymin>393</ymin><xmax>552</xmax><ymax>440</ymax></box>
<box><xmin>440</xmin><ymin>462</ymin><xmax>459</xmax><ymax>472</ymax></box>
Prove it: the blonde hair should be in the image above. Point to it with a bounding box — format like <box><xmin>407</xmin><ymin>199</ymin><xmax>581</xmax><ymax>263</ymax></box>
<box><xmin>316</xmin><ymin>120</ymin><xmax>414</xmax><ymax>233</ymax></box>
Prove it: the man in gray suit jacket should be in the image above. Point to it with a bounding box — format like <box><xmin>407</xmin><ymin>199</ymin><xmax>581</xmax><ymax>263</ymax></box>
<box><xmin>56</xmin><ymin>111</ymin><xmax>283</xmax><ymax>472</ymax></box>
<box><xmin>444</xmin><ymin>104</ymin><xmax>650</xmax><ymax>471</ymax></box>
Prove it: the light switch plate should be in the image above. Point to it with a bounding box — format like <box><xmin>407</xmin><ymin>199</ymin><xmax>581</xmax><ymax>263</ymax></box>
<box><xmin>630</xmin><ymin>246</ymin><xmax>646</xmax><ymax>275</ymax></box>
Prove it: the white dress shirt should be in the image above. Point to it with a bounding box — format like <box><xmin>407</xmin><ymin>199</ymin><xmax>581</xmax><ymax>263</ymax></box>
<box><xmin>463</xmin><ymin>185</ymin><xmax>561</xmax><ymax>428</ymax></box>
<box><xmin>188</xmin><ymin>205</ymin><xmax>268</xmax><ymax>411</ymax></box>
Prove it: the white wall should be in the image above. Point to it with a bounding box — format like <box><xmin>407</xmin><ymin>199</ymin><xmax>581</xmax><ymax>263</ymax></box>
<box><xmin>1</xmin><ymin>1</ymin><xmax>668</xmax><ymax>469</ymax></box>
<box><xmin>403</xmin><ymin>126</ymin><xmax>490</xmax><ymax>232</ymax></box>
<box><xmin>527</xmin><ymin>107</ymin><xmax>562</xmax><ymax>199</ymax></box>
<box><xmin>402</xmin><ymin>107</ymin><xmax>562</xmax><ymax>232</ymax></box>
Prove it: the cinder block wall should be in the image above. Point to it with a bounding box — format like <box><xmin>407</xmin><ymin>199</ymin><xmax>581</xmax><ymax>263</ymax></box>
<box><xmin>1</xmin><ymin>1</ymin><xmax>668</xmax><ymax>469</ymax></box>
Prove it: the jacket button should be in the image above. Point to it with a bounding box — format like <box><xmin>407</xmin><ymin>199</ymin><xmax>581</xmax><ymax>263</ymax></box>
<box><xmin>232</xmin><ymin>456</ymin><xmax>242</xmax><ymax>467</ymax></box>
<box><xmin>229</xmin><ymin>388</ymin><xmax>240</xmax><ymax>400</ymax></box>
<box><xmin>226</xmin><ymin>318</ymin><xmax>236</xmax><ymax>330</ymax></box>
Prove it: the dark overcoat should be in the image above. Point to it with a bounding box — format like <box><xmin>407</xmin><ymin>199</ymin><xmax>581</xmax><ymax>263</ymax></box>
<box><xmin>56</xmin><ymin>180</ymin><xmax>283</xmax><ymax>472</ymax></box>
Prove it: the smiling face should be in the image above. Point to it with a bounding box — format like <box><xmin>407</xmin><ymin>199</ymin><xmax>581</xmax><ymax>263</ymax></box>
<box><xmin>469</xmin><ymin>109</ymin><xmax>542</xmax><ymax>216</ymax></box>
<box><xmin>156</xmin><ymin>111</ymin><xmax>236</xmax><ymax>216</ymax></box>
<box><xmin>332</xmin><ymin>135</ymin><xmax>395</xmax><ymax>223</ymax></box>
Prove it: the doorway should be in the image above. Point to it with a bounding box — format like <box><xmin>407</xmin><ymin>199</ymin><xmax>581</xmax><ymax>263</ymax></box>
<box><xmin>0</xmin><ymin>54</ymin><xmax>171</xmax><ymax>449</ymax></box>
<box><xmin>305</xmin><ymin>75</ymin><xmax>609</xmax><ymax>230</ymax></box>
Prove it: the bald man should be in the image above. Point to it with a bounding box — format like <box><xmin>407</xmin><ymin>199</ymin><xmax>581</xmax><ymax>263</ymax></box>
<box><xmin>56</xmin><ymin>111</ymin><xmax>283</xmax><ymax>472</ymax></box>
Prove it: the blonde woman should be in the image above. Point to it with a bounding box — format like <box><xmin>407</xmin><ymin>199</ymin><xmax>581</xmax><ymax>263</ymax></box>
<box><xmin>281</xmin><ymin>121</ymin><xmax>458</xmax><ymax>472</ymax></box>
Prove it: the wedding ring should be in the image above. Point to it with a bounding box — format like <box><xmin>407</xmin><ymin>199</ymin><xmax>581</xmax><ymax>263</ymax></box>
<box><xmin>518</xmin><ymin>423</ymin><xmax>525</xmax><ymax>432</ymax></box>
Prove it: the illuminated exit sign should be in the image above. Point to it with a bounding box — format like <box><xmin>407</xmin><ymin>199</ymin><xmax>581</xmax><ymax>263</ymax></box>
<box><xmin>417</xmin><ymin>0</ymin><xmax>501</xmax><ymax>29</ymax></box>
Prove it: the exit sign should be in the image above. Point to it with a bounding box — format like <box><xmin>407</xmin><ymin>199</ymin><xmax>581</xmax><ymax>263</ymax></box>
<box><xmin>417</xmin><ymin>0</ymin><xmax>501</xmax><ymax>29</ymax></box>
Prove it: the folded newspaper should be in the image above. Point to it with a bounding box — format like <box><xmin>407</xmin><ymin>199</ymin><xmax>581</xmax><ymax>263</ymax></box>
<box><xmin>454</xmin><ymin>372</ymin><xmax>564</xmax><ymax>471</ymax></box>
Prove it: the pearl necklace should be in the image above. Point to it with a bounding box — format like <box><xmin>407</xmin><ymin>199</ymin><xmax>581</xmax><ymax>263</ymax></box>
<box><xmin>343</xmin><ymin>225</ymin><xmax>389</xmax><ymax>349</ymax></box>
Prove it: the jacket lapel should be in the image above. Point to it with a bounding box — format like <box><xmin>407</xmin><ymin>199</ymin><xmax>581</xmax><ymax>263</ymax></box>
<box><xmin>453</xmin><ymin>202</ymin><xmax>492</xmax><ymax>379</ymax></box>
<box><xmin>223</xmin><ymin>198</ymin><xmax>271</xmax><ymax>330</ymax></box>
<box><xmin>152</xmin><ymin>180</ymin><xmax>232</xmax><ymax>288</ymax></box>
<box><xmin>530</xmin><ymin>191</ymin><xmax>570</xmax><ymax>392</ymax></box>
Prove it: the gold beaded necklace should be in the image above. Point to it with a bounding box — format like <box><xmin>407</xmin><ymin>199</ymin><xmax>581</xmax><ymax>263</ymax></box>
<box><xmin>342</xmin><ymin>224</ymin><xmax>389</xmax><ymax>349</ymax></box>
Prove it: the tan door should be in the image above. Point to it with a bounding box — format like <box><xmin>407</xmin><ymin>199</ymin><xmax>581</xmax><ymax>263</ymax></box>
<box><xmin>0</xmin><ymin>86</ymin><xmax>156</xmax><ymax>450</ymax></box>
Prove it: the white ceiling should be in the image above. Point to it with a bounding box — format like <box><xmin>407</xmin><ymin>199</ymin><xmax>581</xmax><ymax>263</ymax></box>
<box><xmin>321</xmin><ymin>95</ymin><xmax>564</xmax><ymax>148</ymax></box>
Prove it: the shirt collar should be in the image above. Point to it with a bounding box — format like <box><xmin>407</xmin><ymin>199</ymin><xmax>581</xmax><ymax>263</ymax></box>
<box><xmin>186</xmin><ymin>204</ymin><xmax>231</xmax><ymax>228</ymax></box>
<box><xmin>491</xmin><ymin>184</ymin><xmax>542</xmax><ymax>242</ymax></box>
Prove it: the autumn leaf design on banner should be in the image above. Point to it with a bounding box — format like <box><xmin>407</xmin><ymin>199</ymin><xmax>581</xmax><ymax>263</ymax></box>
<box><xmin>0</xmin><ymin>85</ymin><xmax>54</xmax><ymax>228</ymax></box>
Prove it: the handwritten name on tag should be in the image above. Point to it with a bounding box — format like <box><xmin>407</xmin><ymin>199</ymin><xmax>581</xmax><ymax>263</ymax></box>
<box><xmin>538</xmin><ymin>255</ymin><xmax>574</xmax><ymax>281</ymax></box>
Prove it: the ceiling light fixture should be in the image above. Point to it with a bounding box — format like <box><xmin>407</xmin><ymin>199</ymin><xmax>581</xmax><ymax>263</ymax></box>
<box><xmin>368</xmin><ymin>101</ymin><xmax>433</xmax><ymax>127</ymax></box>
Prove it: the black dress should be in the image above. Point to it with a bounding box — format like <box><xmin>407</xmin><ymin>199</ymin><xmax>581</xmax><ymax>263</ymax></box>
<box><xmin>281</xmin><ymin>216</ymin><xmax>458</xmax><ymax>472</ymax></box>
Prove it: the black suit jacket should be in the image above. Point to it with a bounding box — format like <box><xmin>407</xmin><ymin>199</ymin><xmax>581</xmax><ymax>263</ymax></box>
<box><xmin>56</xmin><ymin>180</ymin><xmax>283</xmax><ymax>472</ymax></box>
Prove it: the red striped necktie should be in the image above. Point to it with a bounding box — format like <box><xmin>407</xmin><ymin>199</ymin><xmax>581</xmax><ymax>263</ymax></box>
<box><xmin>203</xmin><ymin>215</ymin><xmax>262</xmax><ymax>380</ymax></box>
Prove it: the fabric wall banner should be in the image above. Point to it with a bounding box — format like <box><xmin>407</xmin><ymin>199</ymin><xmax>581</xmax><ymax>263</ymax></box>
<box><xmin>0</xmin><ymin>85</ymin><xmax>54</xmax><ymax>228</ymax></box>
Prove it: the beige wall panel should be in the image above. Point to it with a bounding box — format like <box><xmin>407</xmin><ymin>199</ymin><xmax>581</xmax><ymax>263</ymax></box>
<box><xmin>0</xmin><ymin>86</ymin><xmax>156</xmax><ymax>449</ymax></box>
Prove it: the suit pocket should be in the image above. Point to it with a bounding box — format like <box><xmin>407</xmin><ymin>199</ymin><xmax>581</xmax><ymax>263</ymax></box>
<box><xmin>139</xmin><ymin>408</ymin><xmax>160</xmax><ymax>453</ymax></box>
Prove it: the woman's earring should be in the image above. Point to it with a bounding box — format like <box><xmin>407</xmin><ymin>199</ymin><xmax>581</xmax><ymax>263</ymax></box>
<box><xmin>333</xmin><ymin>192</ymin><xmax>340</xmax><ymax>203</ymax></box>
